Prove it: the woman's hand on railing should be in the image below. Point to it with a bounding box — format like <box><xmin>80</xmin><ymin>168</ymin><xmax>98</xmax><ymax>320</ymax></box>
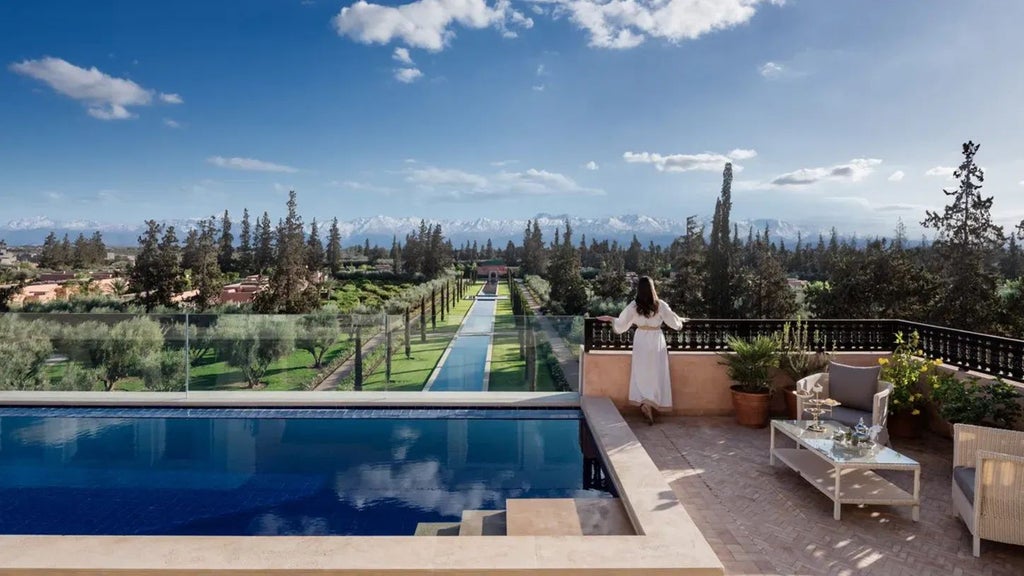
<box><xmin>595</xmin><ymin>315</ymin><xmax>615</xmax><ymax>323</ymax></box>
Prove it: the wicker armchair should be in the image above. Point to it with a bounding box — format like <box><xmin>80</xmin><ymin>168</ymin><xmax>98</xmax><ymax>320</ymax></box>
<box><xmin>795</xmin><ymin>372</ymin><xmax>893</xmax><ymax>430</ymax></box>
<box><xmin>952</xmin><ymin>424</ymin><xmax>1024</xmax><ymax>557</ymax></box>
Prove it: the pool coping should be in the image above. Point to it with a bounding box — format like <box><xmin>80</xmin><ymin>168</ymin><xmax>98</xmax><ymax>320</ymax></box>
<box><xmin>0</xmin><ymin>393</ymin><xmax>724</xmax><ymax>575</ymax></box>
<box><xmin>0</xmin><ymin>390</ymin><xmax>581</xmax><ymax>408</ymax></box>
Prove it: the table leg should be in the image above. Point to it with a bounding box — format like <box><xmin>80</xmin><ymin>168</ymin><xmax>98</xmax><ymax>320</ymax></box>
<box><xmin>833</xmin><ymin>466</ymin><xmax>842</xmax><ymax>520</ymax></box>
<box><xmin>769</xmin><ymin>423</ymin><xmax>775</xmax><ymax>465</ymax></box>
<box><xmin>912</xmin><ymin>467</ymin><xmax>921</xmax><ymax>522</ymax></box>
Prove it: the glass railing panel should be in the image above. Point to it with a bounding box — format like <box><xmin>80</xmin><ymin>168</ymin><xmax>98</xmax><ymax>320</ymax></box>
<box><xmin>0</xmin><ymin>310</ymin><xmax>586</xmax><ymax>394</ymax></box>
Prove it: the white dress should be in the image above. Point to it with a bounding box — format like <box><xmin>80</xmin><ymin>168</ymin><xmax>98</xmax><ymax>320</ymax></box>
<box><xmin>611</xmin><ymin>300</ymin><xmax>686</xmax><ymax>411</ymax></box>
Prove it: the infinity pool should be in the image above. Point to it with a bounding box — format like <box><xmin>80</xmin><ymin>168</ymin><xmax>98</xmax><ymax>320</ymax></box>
<box><xmin>0</xmin><ymin>407</ymin><xmax>611</xmax><ymax>536</ymax></box>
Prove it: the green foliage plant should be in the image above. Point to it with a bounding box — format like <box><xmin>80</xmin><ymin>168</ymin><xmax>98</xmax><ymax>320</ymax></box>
<box><xmin>931</xmin><ymin>372</ymin><xmax>1022</xmax><ymax>429</ymax></box>
<box><xmin>778</xmin><ymin>318</ymin><xmax>834</xmax><ymax>382</ymax></box>
<box><xmin>878</xmin><ymin>331</ymin><xmax>937</xmax><ymax>415</ymax></box>
<box><xmin>719</xmin><ymin>335</ymin><xmax>780</xmax><ymax>394</ymax></box>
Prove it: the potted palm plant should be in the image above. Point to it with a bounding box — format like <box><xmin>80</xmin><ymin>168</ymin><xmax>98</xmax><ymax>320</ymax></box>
<box><xmin>720</xmin><ymin>335</ymin><xmax>781</xmax><ymax>428</ymax></box>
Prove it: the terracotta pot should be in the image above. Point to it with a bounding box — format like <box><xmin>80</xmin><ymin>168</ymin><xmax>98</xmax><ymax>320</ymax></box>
<box><xmin>783</xmin><ymin>385</ymin><xmax>798</xmax><ymax>420</ymax></box>
<box><xmin>731</xmin><ymin>385</ymin><xmax>771</xmax><ymax>428</ymax></box>
<box><xmin>888</xmin><ymin>411</ymin><xmax>923</xmax><ymax>439</ymax></box>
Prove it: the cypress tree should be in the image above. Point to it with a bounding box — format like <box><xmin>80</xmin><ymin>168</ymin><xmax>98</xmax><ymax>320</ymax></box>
<box><xmin>326</xmin><ymin>217</ymin><xmax>343</xmax><ymax>276</ymax></box>
<box><xmin>706</xmin><ymin>163</ymin><xmax>734</xmax><ymax>317</ymax></box>
<box><xmin>306</xmin><ymin>218</ymin><xmax>325</xmax><ymax>273</ymax></box>
<box><xmin>238</xmin><ymin>208</ymin><xmax>253</xmax><ymax>275</ymax></box>
<box><xmin>218</xmin><ymin>210</ymin><xmax>234</xmax><ymax>273</ymax></box>
<box><xmin>254</xmin><ymin>211</ymin><xmax>274</xmax><ymax>274</ymax></box>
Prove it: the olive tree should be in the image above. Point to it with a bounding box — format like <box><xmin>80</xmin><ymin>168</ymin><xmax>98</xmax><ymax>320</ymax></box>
<box><xmin>0</xmin><ymin>316</ymin><xmax>55</xmax><ymax>390</ymax></box>
<box><xmin>59</xmin><ymin>317</ymin><xmax>165</xmax><ymax>390</ymax></box>
<box><xmin>297</xmin><ymin>310</ymin><xmax>340</xmax><ymax>368</ymax></box>
<box><xmin>213</xmin><ymin>315</ymin><xmax>296</xmax><ymax>388</ymax></box>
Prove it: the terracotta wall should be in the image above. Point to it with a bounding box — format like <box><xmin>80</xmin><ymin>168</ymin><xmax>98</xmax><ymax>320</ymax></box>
<box><xmin>581</xmin><ymin>351</ymin><xmax>887</xmax><ymax>416</ymax></box>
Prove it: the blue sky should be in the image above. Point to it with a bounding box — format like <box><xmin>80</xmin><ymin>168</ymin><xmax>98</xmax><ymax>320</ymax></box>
<box><xmin>2</xmin><ymin>0</ymin><xmax>1024</xmax><ymax>236</ymax></box>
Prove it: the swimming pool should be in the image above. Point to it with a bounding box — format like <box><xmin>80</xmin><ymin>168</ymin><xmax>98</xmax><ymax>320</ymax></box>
<box><xmin>0</xmin><ymin>407</ymin><xmax>611</xmax><ymax>536</ymax></box>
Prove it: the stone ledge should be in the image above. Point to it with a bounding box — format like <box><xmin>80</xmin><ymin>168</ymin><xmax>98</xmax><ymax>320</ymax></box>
<box><xmin>0</xmin><ymin>390</ymin><xmax>581</xmax><ymax>408</ymax></box>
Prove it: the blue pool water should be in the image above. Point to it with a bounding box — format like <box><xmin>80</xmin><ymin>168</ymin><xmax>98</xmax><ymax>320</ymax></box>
<box><xmin>0</xmin><ymin>407</ymin><xmax>612</xmax><ymax>536</ymax></box>
<box><xmin>427</xmin><ymin>296</ymin><xmax>497</xmax><ymax>391</ymax></box>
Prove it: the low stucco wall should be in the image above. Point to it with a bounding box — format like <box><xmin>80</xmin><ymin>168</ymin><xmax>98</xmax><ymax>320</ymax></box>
<box><xmin>581</xmin><ymin>351</ymin><xmax>887</xmax><ymax>416</ymax></box>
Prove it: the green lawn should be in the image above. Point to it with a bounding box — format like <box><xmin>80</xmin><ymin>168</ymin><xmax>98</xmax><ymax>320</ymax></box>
<box><xmin>486</xmin><ymin>292</ymin><xmax>557</xmax><ymax>392</ymax></box>
<box><xmin>360</xmin><ymin>283</ymin><xmax>478</xmax><ymax>391</ymax></box>
<box><xmin>186</xmin><ymin>337</ymin><xmax>355</xmax><ymax>391</ymax></box>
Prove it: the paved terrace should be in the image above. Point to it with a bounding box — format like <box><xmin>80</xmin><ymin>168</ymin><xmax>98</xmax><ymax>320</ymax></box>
<box><xmin>632</xmin><ymin>415</ymin><xmax>1024</xmax><ymax>576</ymax></box>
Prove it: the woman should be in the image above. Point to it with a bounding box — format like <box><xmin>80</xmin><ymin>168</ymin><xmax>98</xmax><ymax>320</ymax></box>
<box><xmin>597</xmin><ymin>277</ymin><xmax>687</xmax><ymax>425</ymax></box>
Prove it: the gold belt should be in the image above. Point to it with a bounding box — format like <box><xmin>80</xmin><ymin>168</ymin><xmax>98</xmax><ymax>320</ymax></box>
<box><xmin>635</xmin><ymin>326</ymin><xmax>663</xmax><ymax>331</ymax></box>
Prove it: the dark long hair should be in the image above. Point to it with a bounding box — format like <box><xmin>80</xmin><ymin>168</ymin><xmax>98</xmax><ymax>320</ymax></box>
<box><xmin>635</xmin><ymin>276</ymin><xmax>659</xmax><ymax>317</ymax></box>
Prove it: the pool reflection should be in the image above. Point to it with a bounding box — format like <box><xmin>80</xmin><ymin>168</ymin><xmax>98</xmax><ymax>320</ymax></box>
<box><xmin>0</xmin><ymin>411</ymin><xmax>611</xmax><ymax>535</ymax></box>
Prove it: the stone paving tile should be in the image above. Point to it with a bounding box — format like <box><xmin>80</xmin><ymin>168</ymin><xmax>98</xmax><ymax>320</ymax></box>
<box><xmin>630</xmin><ymin>415</ymin><xmax>1024</xmax><ymax>576</ymax></box>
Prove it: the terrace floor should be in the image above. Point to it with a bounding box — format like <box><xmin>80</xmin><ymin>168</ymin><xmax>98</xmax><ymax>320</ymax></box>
<box><xmin>630</xmin><ymin>415</ymin><xmax>1024</xmax><ymax>576</ymax></box>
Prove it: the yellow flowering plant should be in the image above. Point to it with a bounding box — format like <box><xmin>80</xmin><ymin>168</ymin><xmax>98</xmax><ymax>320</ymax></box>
<box><xmin>879</xmin><ymin>331</ymin><xmax>938</xmax><ymax>416</ymax></box>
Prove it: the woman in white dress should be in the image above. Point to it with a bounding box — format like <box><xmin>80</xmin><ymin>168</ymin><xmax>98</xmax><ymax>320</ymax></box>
<box><xmin>597</xmin><ymin>277</ymin><xmax>687</xmax><ymax>425</ymax></box>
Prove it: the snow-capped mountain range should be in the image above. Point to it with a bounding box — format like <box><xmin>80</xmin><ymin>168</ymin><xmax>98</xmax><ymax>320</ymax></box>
<box><xmin>0</xmin><ymin>214</ymin><xmax>829</xmax><ymax>248</ymax></box>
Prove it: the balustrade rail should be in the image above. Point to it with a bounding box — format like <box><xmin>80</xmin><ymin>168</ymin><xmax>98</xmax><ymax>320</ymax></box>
<box><xmin>583</xmin><ymin>318</ymin><xmax>1024</xmax><ymax>381</ymax></box>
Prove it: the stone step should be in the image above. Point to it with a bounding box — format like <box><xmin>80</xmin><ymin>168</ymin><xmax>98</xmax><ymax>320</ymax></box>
<box><xmin>413</xmin><ymin>522</ymin><xmax>461</xmax><ymax>536</ymax></box>
<box><xmin>575</xmin><ymin>498</ymin><xmax>635</xmax><ymax>536</ymax></box>
<box><xmin>506</xmin><ymin>498</ymin><xmax>582</xmax><ymax>536</ymax></box>
<box><xmin>505</xmin><ymin>498</ymin><xmax>635</xmax><ymax>536</ymax></box>
<box><xmin>458</xmin><ymin>510</ymin><xmax>507</xmax><ymax>536</ymax></box>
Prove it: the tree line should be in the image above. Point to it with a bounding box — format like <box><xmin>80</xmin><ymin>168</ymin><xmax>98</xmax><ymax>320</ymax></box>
<box><xmin>38</xmin><ymin>231</ymin><xmax>107</xmax><ymax>269</ymax></box>
<box><xmin>508</xmin><ymin>142</ymin><xmax>1024</xmax><ymax>338</ymax></box>
<box><xmin>126</xmin><ymin>191</ymin><xmax>455</xmax><ymax>313</ymax></box>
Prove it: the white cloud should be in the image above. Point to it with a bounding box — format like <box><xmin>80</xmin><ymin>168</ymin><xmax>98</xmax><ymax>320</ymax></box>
<box><xmin>888</xmin><ymin>170</ymin><xmax>904</xmax><ymax>182</ymax></box>
<box><xmin>925</xmin><ymin>166</ymin><xmax>956</xmax><ymax>179</ymax></box>
<box><xmin>536</xmin><ymin>63</ymin><xmax>546</xmax><ymax>76</ymax></box>
<box><xmin>532</xmin><ymin>84</ymin><xmax>545</xmax><ymax>91</ymax></box>
<box><xmin>163</xmin><ymin>118</ymin><xmax>182</xmax><ymax>129</ymax></box>
<box><xmin>333</xmin><ymin>0</ymin><xmax>532</xmax><ymax>52</ymax></box>
<box><xmin>1019</xmin><ymin>180</ymin><xmax>1024</xmax><ymax>187</ymax></box>
<box><xmin>770</xmin><ymin>158</ymin><xmax>882</xmax><ymax>187</ymax></box>
<box><xmin>273</xmin><ymin>183</ymin><xmax>293</xmax><ymax>193</ymax></box>
<box><xmin>623</xmin><ymin>148</ymin><xmax>756</xmax><ymax>172</ymax></box>
<box><xmin>394</xmin><ymin>67</ymin><xmax>424</xmax><ymax>83</ymax></box>
<box><xmin>490</xmin><ymin>159</ymin><xmax>518</xmax><ymax>167</ymax></box>
<box><xmin>407</xmin><ymin>166</ymin><xmax>490</xmax><ymax>189</ymax></box>
<box><xmin>822</xmin><ymin>196</ymin><xmax>926</xmax><ymax>213</ymax></box>
<box><xmin>207</xmin><ymin>156</ymin><xmax>299</xmax><ymax>173</ymax></box>
<box><xmin>549</xmin><ymin>0</ymin><xmax>777</xmax><ymax>49</ymax></box>
<box><xmin>331</xmin><ymin>180</ymin><xmax>396</xmax><ymax>194</ymax></box>
<box><xmin>585</xmin><ymin>161</ymin><xmax>599</xmax><ymax>170</ymax></box>
<box><xmin>759</xmin><ymin>61</ymin><xmax>784</xmax><ymax>78</ymax></box>
<box><xmin>9</xmin><ymin>56</ymin><xmax>180</xmax><ymax>120</ymax></box>
<box><xmin>393</xmin><ymin>47</ymin><xmax>415</xmax><ymax>65</ymax></box>
<box><xmin>727</xmin><ymin>148</ymin><xmax>757</xmax><ymax>160</ymax></box>
<box><xmin>159</xmin><ymin>92</ymin><xmax>183</xmax><ymax>104</ymax></box>
<box><xmin>405</xmin><ymin>164</ymin><xmax>602</xmax><ymax>200</ymax></box>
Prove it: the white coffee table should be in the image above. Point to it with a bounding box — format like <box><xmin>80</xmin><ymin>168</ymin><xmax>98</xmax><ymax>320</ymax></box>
<box><xmin>770</xmin><ymin>419</ymin><xmax>921</xmax><ymax>521</ymax></box>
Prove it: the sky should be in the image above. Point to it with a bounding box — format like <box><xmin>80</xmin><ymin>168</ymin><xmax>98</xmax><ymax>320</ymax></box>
<box><xmin>2</xmin><ymin>0</ymin><xmax>1024</xmax><ymax>236</ymax></box>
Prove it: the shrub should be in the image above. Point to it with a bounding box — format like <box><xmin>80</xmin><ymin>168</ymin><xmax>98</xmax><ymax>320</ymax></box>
<box><xmin>931</xmin><ymin>373</ymin><xmax>1022</xmax><ymax>429</ymax></box>
<box><xmin>878</xmin><ymin>331</ymin><xmax>937</xmax><ymax>416</ymax></box>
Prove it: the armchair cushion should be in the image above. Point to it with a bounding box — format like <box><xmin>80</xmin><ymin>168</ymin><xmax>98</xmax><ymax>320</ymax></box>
<box><xmin>828</xmin><ymin>406</ymin><xmax>871</xmax><ymax>429</ymax></box>
<box><xmin>953</xmin><ymin>465</ymin><xmax>976</xmax><ymax>504</ymax></box>
<box><xmin>827</xmin><ymin>361</ymin><xmax>882</xmax><ymax>412</ymax></box>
